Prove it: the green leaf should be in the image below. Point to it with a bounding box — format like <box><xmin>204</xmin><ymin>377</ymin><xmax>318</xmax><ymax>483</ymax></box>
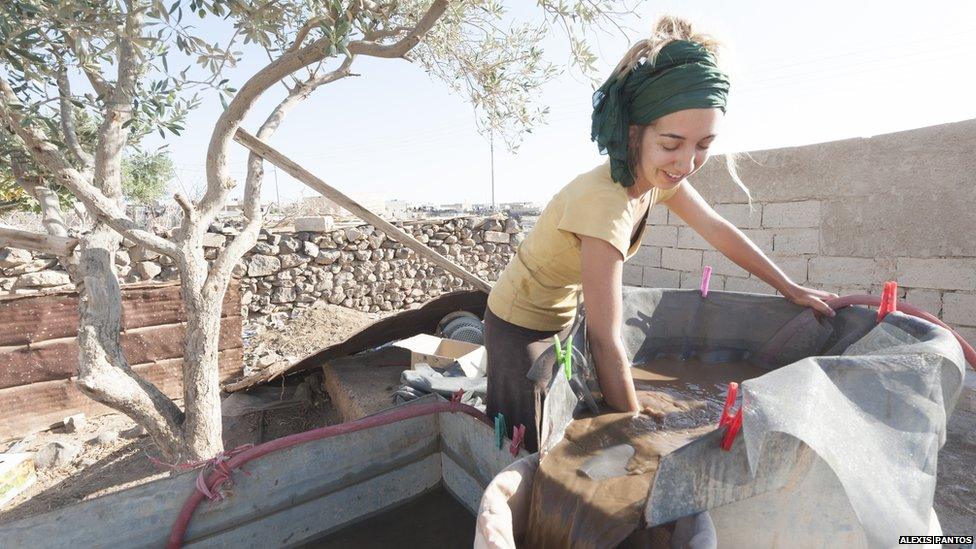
<box><xmin>218</xmin><ymin>93</ymin><xmax>228</xmax><ymax>110</ymax></box>
<box><xmin>157</xmin><ymin>0</ymin><xmax>170</xmax><ymax>22</ymax></box>
<box><xmin>9</xmin><ymin>46</ymin><xmax>44</xmax><ymax>64</ymax></box>
<box><xmin>5</xmin><ymin>53</ymin><xmax>24</xmax><ymax>72</ymax></box>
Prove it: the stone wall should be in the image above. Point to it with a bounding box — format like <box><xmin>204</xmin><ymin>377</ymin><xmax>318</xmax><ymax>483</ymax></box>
<box><xmin>625</xmin><ymin>118</ymin><xmax>976</xmax><ymax>346</ymax></box>
<box><xmin>0</xmin><ymin>215</ymin><xmax>522</xmax><ymax>321</ymax></box>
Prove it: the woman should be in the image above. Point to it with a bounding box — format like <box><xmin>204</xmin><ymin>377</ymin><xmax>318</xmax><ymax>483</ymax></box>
<box><xmin>484</xmin><ymin>16</ymin><xmax>837</xmax><ymax>452</ymax></box>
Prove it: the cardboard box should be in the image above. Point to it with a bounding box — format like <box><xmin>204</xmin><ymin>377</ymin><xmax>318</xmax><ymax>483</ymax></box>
<box><xmin>393</xmin><ymin>333</ymin><xmax>486</xmax><ymax>378</ymax></box>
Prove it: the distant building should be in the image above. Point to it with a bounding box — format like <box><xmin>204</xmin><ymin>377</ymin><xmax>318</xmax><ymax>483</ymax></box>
<box><xmin>501</xmin><ymin>202</ymin><xmax>542</xmax><ymax>216</ymax></box>
<box><xmin>385</xmin><ymin>199</ymin><xmax>410</xmax><ymax>219</ymax></box>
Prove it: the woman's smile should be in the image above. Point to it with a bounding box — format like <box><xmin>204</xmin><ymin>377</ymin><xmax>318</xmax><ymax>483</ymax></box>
<box><xmin>659</xmin><ymin>169</ymin><xmax>685</xmax><ymax>185</ymax></box>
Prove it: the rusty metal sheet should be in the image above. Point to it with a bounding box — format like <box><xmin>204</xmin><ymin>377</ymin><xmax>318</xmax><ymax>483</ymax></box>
<box><xmin>0</xmin><ymin>317</ymin><xmax>242</xmax><ymax>390</ymax></box>
<box><xmin>0</xmin><ymin>281</ymin><xmax>240</xmax><ymax>347</ymax></box>
<box><xmin>0</xmin><ymin>347</ymin><xmax>243</xmax><ymax>439</ymax></box>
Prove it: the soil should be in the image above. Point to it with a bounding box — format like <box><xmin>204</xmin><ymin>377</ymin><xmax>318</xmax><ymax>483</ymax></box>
<box><xmin>0</xmin><ymin>413</ymin><xmax>168</xmax><ymax>522</ymax></box>
<box><xmin>526</xmin><ymin>358</ymin><xmax>767</xmax><ymax>549</ymax></box>
<box><xmin>246</xmin><ymin>303</ymin><xmax>382</xmax><ymax>366</ymax></box>
<box><xmin>0</xmin><ymin>372</ymin><xmax>340</xmax><ymax>524</ymax></box>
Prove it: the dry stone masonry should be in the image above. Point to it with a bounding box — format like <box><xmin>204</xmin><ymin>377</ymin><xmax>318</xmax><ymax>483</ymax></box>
<box><xmin>0</xmin><ymin>215</ymin><xmax>523</xmax><ymax>323</ymax></box>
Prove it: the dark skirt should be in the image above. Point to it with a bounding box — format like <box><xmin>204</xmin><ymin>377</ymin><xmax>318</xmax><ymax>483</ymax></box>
<box><xmin>484</xmin><ymin>307</ymin><xmax>572</xmax><ymax>453</ymax></box>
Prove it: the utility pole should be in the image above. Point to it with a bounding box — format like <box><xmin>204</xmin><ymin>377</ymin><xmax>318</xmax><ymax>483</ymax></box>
<box><xmin>490</xmin><ymin>130</ymin><xmax>496</xmax><ymax>211</ymax></box>
<box><xmin>273</xmin><ymin>165</ymin><xmax>281</xmax><ymax>211</ymax></box>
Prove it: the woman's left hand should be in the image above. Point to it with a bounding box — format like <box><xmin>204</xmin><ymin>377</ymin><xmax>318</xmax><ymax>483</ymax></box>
<box><xmin>784</xmin><ymin>284</ymin><xmax>838</xmax><ymax>318</ymax></box>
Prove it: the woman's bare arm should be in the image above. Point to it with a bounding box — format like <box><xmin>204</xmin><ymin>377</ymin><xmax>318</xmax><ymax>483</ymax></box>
<box><xmin>579</xmin><ymin>235</ymin><xmax>640</xmax><ymax>413</ymax></box>
<box><xmin>664</xmin><ymin>184</ymin><xmax>837</xmax><ymax>315</ymax></box>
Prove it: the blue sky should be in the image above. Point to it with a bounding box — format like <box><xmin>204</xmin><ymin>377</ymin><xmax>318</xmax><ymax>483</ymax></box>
<box><xmin>147</xmin><ymin>1</ymin><xmax>976</xmax><ymax>207</ymax></box>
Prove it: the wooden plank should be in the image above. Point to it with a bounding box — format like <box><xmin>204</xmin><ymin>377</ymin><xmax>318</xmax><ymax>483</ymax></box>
<box><xmin>0</xmin><ymin>281</ymin><xmax>240</xmax><ymax>347</ymax></box>
<box><xmin>0</xmin><ymin>348</ymin><xmax>243</xmax><ymax>439</ymax></box>
<box><xmin>0</xmin><ymin>316</ymin><xmax>242</xmax><ymax>390</ymax></box>
<box><xmin>0</xmin><ymin>414</ymin><xmax>440</xmax><ymax>548</ymax></box>
<box><xmin>234</xmin><ymin>128</ymin><xmax>492</xmax><ymax>294</ymax></box>
<box><xmin>0</xmin><ymin>293</ymin><xmax>79</xmax><ymax>346</ymax></box>
<box><xmin>0</xmin><ymin>223</ymin><xmax>77</xmax><ymax>256</ymax></box>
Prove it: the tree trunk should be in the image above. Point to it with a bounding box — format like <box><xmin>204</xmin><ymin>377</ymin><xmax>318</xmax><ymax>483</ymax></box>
<box><xmin>177</xmin><ymin>246</ymin><xmax>224</xmax><ymax>459</ymax></box>
<box><xmin>75</xmin><ymin>223</ymin><xmax>185</xmax><ymax>460</ymax></box>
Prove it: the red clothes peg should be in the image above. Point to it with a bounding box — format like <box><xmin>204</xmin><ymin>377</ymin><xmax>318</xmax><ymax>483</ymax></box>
<box><xmin>877</xmin><ymin>281</ymin><xmax>898</xmax><ymax>323</ymax></box>
<box><xmin>450</xmin><ymin>388</ymin><xmax>464</xmax><ymax>409</ymax></box>
<box><xmin>718</xmin><ymin>382</ymin><xmax>743</xmax><ymax>451</ymax></box>
<box><xmin>509</xmin><ymin>424</ymin><xmax>526</xmax><ymax>457</ymax></box>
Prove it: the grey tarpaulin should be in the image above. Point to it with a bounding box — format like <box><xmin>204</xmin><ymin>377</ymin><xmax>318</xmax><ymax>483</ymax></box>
<box><xmin>537</xmin><ymin>287</ymin><xmax>966</xmax><ymax>547</ymax></box>
<box><xmin>394</xmin><ymin>364</ymin><xmax>487</xmax><ymax>410</ymax></box>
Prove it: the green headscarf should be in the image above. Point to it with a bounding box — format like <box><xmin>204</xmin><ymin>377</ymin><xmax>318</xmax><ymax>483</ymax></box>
<box><xmin>591</xmin><ymin>40</ymin><xmax>730</xmax><ymax>187</ymax></box>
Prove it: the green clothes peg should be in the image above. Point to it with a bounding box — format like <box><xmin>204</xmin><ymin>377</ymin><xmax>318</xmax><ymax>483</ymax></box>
<box><xmin>494</xmin><ymin>413</ymin><xmax>507</xmax><ymax>450</ymax></box>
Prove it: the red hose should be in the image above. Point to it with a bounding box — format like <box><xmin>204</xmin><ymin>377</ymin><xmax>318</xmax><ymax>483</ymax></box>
<box><xmin>166</xmin><ymin>401</ymin><xmax>488</xmax><ymax>548</ymax></box>
<box><xmin>825</xmin><ymin>294</ymin><xmax>976</xmax><ymax>367</ymax></box>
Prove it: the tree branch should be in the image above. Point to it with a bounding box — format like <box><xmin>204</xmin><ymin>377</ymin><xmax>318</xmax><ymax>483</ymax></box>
<box><xmin>348</xmin><ymin>0</ymin><xmax>449</xmax><ymax>58</ymax></box>
<box><xmin>0</xmin><ymin>79</ymin><xmax>178</xmax><ymax>256</ymax></box>
<box><xmin>287</xmin><ymin>16</ymin><xmax>328</xmax><ymax>54</ymax></box>
<box><xmin>208</xmin><ymin>55</ymin><xmax>357</xmax><ymax>285</ymax></box>
<box><xmin>92</xmin><ymin>0</ymin><xmax>143</xmax><ymax>203</ymax></box>
<box><xmin>63</xmin><ymin>32</ymin><xmax>113</xmax><ymax>99</ymax></box>
<box><xmin>362</xmin><ymin>24</ymin><xmax>413</xmax><ymax>41</ymax></box>
<box><xmin>55</xmin><ymin>63</ymin><xmax>95</xmax><ymax>169</ymax></box>
<box><xmin>174</xmin><ymin>193</ymin><xmax>195</xmax><ymax>220</ymax></box>
<box><xmin>195</xmin><ymin>0</ymin><xmax>447</xmax><ymax>235</ymax></box>
<box><xmin>0</xmin><ymin>222</ymin><xmax>76</xmax><ymax>255</ymax></box>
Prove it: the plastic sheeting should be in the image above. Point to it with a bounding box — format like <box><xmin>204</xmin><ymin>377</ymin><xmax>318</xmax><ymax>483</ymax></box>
<box><xmin>535</xmin><ymin>288</ymin><xmax>966</xmax><ymax>548</ymax></box>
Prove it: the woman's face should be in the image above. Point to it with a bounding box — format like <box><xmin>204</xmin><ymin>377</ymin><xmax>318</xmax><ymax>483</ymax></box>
<box><xmin>631</xmin><ymin>108</ymin><xmax>722</xmax><ymax>193</ymax></box>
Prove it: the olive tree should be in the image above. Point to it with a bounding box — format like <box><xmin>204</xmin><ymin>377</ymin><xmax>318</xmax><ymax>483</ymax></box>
<box><xmin>0</xmin><ymin>0</ymin><xmax>630</xmax><ymax>461</ymax></box>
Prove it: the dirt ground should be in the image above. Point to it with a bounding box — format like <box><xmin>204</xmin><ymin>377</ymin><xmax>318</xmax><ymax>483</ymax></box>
<box><xmin>0</xmin><ymin>302</ymin><xmax>380</xmax><ymax>525</ymax></box>
<box><xmin>0</xmin><ymin>372</ymin><xmax>338</xmax><ymax>524</ymax></box>
<box><xmin>245</xmin><ymin>303</ymin><xmax>382</xmax><ymax>367</ymax></box>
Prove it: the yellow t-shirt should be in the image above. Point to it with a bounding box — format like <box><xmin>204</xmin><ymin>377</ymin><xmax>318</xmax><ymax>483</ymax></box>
<box><xmin>487</xmin><ymin>161</ymin><xmax>681</xmax><ymax>331</ymax></box>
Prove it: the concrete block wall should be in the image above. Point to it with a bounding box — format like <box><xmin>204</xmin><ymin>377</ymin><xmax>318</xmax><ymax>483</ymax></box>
<box><xmin>625</xmin><ymin>118</ymin><xmax>976</xmax><ymax>348</ymax></box>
